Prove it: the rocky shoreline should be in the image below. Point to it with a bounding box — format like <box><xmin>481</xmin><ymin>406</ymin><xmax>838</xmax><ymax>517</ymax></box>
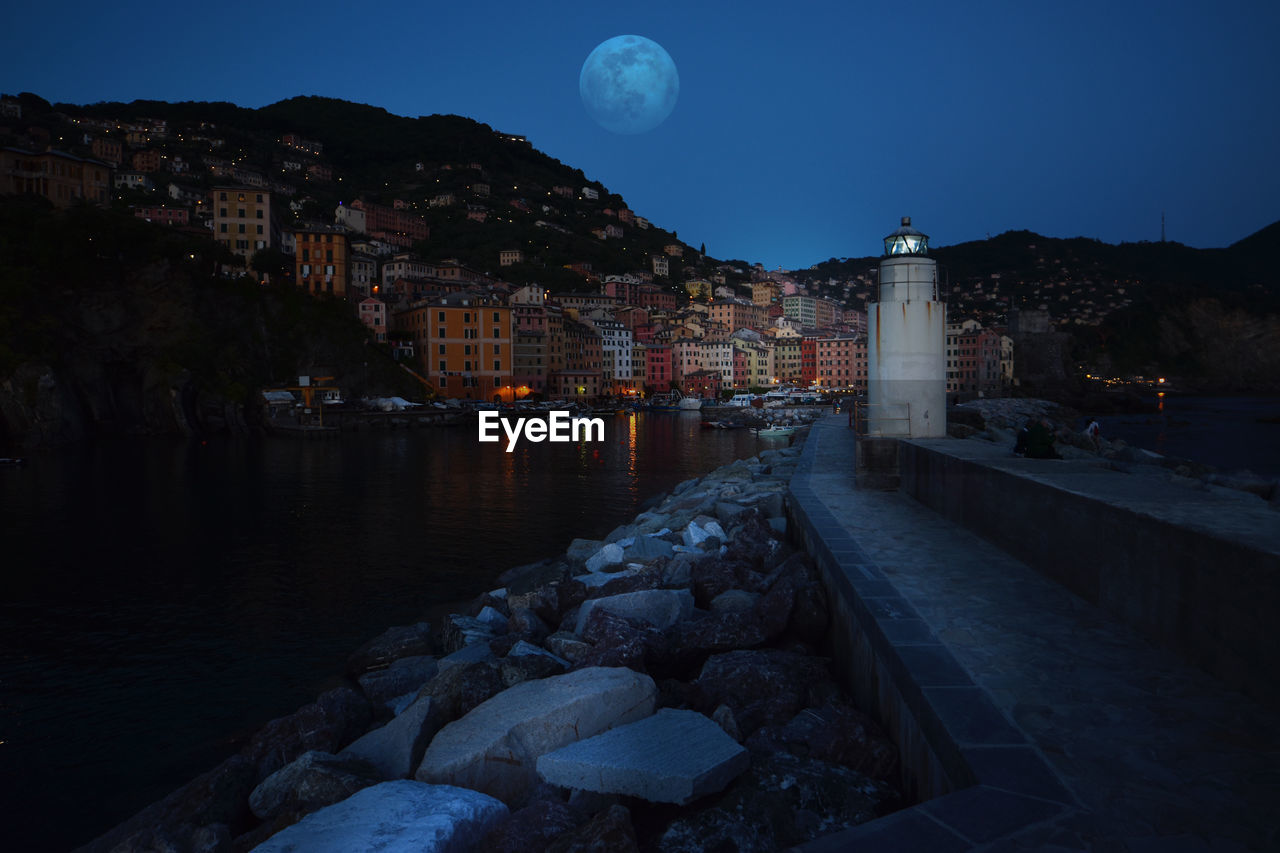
<box><xmin>82</xmin><ymin>434</ymin><xmax>904</xmax><ymax>853</ymax></box>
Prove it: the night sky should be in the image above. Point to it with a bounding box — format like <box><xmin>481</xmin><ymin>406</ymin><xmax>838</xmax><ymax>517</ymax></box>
<box><xmin>2</xmin><ymin>0</ymin><xmax>1277</xmax><ymax>269</ymax></box>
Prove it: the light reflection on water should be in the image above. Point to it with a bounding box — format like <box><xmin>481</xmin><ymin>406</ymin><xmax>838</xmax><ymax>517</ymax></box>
<box><xmin>0</xmin><ymin>412</ymin><xmax>769</xmax><ymax>851</ymax></box>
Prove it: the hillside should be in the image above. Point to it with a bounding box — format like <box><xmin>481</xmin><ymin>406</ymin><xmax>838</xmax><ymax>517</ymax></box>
<box><xmin>0</xmin><ymin>198</ymin><xmax>420</xmax><ymax>450</ymax></box>
<box><xmin>794</xmin><ymin>227</ymin><xmax>1280</xmax><ymax>389</ymax></box>
<box><xmin>6</xmin><ymin>94</ymin><xmax>715</xmax><ymax>288</ymax></box>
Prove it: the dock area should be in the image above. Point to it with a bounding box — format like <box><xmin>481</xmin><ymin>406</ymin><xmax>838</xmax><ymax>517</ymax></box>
<box><xmin>788</xmin><ymin>416</ymin><xmax>1280</xmax><ymax>851</ymax></box>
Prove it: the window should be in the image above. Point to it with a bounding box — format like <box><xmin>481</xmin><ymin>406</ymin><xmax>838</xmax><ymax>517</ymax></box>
<box><xmin>325</xmin><ymin>265</ymin><xmax>334</xmax><ymax>275</ymax></box>
<box><xmin>494</xmin><ymin>360</ymin><xmax>501</xmax><ymax>371</ymax></box>
<box><xmin>238</xmin><ymin>224</ymin><xmax>245</xmax><ymax>234</ymax></box>
<box><xmin>438</xmin><ymin>311</ymin><xmax>445</xmax><ymax>323</ymax></box>
<box><xmin>464</xmin><ymin>361</ymin><xmax>472</xmax><ymax>372</ymax></box>
<box><xmin>493</xmin><ymin>328</ymin><xmax>500</xmax><ymax>338</ymax></box>
<box><xmin>256</xmin><ymin>225</ymin><xmax>263</xmax><ymax>235</ymax></box>
<box><xmin>219</xmin><ymin>192</ymin><xmax>227</xmax><ymax>201</ymax></box>
<box><xmin>439</xmin><ymin>361</ymin><xmax>446</xmax><ymax>372</ymax></box>
<box><xmin>256</xmin><ymin>194</ymin><xmax>263</xmax><ymax>202</ymax></box>
<box><xmin>302</xmin><ymin>249</ymin><xmax>309</xmax><ymax>261</ymax></box>
<box><xmin>219</xmin><ymin>223</ymin><xmax>227</xmax><ymax>233</ymax></box>
<box><xmin>237</xmin><ymin>208</ymin><xmax>245</xmax><ymax>218</ymax></box>
<box><xmin>438</xmin><ymin>327</ymin><xmax>446</xmax><ymax>338</ymax></box>
<box><xmin>493</xmin><ymin>312</ymin><xmax>500</xmax><ymax>323</ymax></box>
<box><xmin>438</xmin><ymin>344</ymin><xmax>445</xmax><ymax>355</ymax></box>
<box><xmin>464</xmin><ymin>345</ymin><xmax>471</xmax><ymax>355</ymax></box>
<box><xmin>256</xmin><ymin>210</ymin><xmax>263</xmax><ymax>219</ymax></box>
<box><xmin>493</xmin><ymin>344</ymin><xmax>500</xmax><ymax>354</ymax></box>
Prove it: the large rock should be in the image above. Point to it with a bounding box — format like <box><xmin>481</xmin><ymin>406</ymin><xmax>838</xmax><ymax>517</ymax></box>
<box><xmin>709</xmin><ymin>589</ymin><xmax>759</xmax><ymax>614</ymax></box>
<box><xmin>415</xmin><ymin>667</ymin><xmax>657</xmax><ymax>805</ymax></box>
<box><xmin>623</xmin><ymin>535</ymin><xmax>676</xmax><ymax>562</ymax></box>
<box><xmin>547</xmin><ymin>804</ymin><xmax>639</xmax><ymax>853</ymax></box>
<box><xmin>576</xmin><ymin>608</ymin><xmax>668</xmax><ymax>673</ymax></box>
<box><xmin>436</xmin><ymin>640</ymin><xmax>497</xmax><ymax>674</ymax></box>
<box><xmin>248</xmin><ymin>780</ymin><xmax>507</xmax><ymax>853</ymax></box>
<box><xmin>346</xmin><ymin>623</ymin><xmax>433</xmax><ymax>676</ymax></box>
<box><xmin>248</xmin><ymin>750</ymin><xmax>382</xmax><ymax>821</ymax></box>
<box><xmin>243</xmin><ymin>687</ymin><xmax>372</xmax><ymax>782</ymax></box>
<box><xmin>546</xmin><ymin>631</ymin><xmax>594</xmax><ymax>664</ymax></box>
<box><xmin>441</xmin><ymin>614</ymin><xmax>497</xmax><ymax>654</ymax></box>
<box><xmin>498</xmin><ymin>559</ymin><xmax>570</xmax><ymax>595</ymax></box>
<box><xmin>689</xmin><ymin>556</ymin><xmax>741</xmax><ymax>607</ymax></box>
<box><xmin>537</xmin><ymin>709</ymin><xmax>749</xmax><ymax>805</ymax></box>
<box><xmin>420</xmin><ymin>659</ymin><xmax>506</xmax><ymax>721</ymax></box>
<box><xmin>507</xmin><ymin>607</ymin><xmax>551</xmax><ymax>644</ymax></box>
<box><xmin>574</xmin><ymin>589</ymin><xmax>694</xmax><ymax>635</ymax></box>
<box><xmin>655</xmin><ymin>751</ymin><xmax>893</xmax><ymax>853</ymax></box>
<box><xmin>341</xmin><ymin>694</ymin><xmax>439</xmax><ymax>780</ymax></box>
<box><xmin>481</xmin><ymin>799</ymin><xmax>580</xmax><ymax>853</ymax></box>
<box><xmin>566</xmin><ymin>538</ymin><xmax>605</xmax><ymax>564</ymax></box>
<box><xmin>746</xmin><ymin>703</ymin><xmax>898</xmax><ymax>782</ymax></box>
<box><xmin>579</xmin><ymin>565</ymin><xmax>661</xmax><ymax>598</ymax></box>
<box><xmin>357</xmin><ymin>655</ymin><xmax>438</xmax><ymax>715</ymax></box>
<box><xmin>664</xmin><ymin>612</ymin><xmax>769</xmax><ymax>671</ymax></box>
<box><xmin>585</xmin><ymin>542</ymin><xmax>625</xmax><ymax>572</ymax></box>
<box><xmin>692</xmin><ymin>650</ymin><xmax>832</xmax><ymax>736</ymax></box>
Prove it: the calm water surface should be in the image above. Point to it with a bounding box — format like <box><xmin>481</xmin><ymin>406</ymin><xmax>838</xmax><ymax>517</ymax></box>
<box><xmin>0</xmin><ymin>412</ymin><xmax>776</xmax><ymax>851</ymax></box>
<box><xmin>1094</xmin><ymin>395</ymin><xmax>1280</xmax><ymax>478</ymax></box>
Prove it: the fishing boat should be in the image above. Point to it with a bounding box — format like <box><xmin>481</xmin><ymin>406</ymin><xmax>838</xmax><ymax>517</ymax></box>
<box><xmin>650</xmin><ymin>390</ymin><xmax>702</xmax><ymax>411</ymax></box>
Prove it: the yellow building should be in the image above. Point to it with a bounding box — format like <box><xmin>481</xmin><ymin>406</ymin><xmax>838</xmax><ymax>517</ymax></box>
<box><xmin>0</xmin><ymin>147</ymin><xmax>110</xmax><ymax>207</ymax></box>
<box><xmin>212</xmin><ymin>186</ymin><xmax>280</xmax><ymax>264</ymax></box>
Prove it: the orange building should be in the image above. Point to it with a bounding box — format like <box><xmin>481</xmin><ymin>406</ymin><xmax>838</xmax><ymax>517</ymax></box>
<box><xmin>0</xmin><ymin>147</ymin><xmax>110</xmax><ymax>207</ymax></box>
<box><xmin>399</xmin><ymin>293</ymin><xmax>513</xmax><ymax>400</ymax></box>
<box><xmin>294</xmin><ymin>228</ymin><xmax>352</xmax><ymax>297</ymax></box>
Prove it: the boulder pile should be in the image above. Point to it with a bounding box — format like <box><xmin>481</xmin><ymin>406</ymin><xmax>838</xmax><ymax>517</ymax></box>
<box><xmin>84</xmin><ymin>442</ymin><xmax>903</xmax><ymax>853</ymax></box>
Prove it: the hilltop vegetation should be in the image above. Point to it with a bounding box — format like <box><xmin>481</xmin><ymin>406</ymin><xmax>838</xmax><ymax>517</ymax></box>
<box><xmin>0</xmin><ymin>198</ymin><xmax>418</xmax><ymax>449</ymax></box>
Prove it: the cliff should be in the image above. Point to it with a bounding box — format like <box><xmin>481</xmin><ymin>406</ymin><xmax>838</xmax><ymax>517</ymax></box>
<box><xmin>0</xmin><ymin>199</ymin><xmax>420</xmax><ymax>450</ymax></box>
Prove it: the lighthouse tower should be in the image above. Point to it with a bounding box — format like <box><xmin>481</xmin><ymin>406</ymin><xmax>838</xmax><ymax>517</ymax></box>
<box><xmin>866</xmin><ymin>217</ymin><xmax>946</xmax><ymax>438</ymax></box>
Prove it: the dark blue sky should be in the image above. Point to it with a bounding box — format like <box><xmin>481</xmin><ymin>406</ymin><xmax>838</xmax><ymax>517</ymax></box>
<box><xmin>3</xmin><ymin>1</ymin><xmax>1278</xmax><ymax>269</ymax></box>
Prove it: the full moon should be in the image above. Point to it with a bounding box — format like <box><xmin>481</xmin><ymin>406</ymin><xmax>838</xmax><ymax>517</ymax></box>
<box><xmin>579</xmin><ymin>35</ymin><xmax>679</xmax><ymax>135</ymax></box>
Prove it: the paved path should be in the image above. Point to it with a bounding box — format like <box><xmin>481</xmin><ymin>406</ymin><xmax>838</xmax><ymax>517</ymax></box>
<box><xmin>799</xmin><ymin>417</ymin><xmax>1280</xmax><ymax>851</ymax></box>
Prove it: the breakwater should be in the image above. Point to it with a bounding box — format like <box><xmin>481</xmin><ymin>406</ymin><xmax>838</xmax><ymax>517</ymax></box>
<box><xmin>2</xmin><ymin>415</ymin><xmax>771</xmax><ymax>852</ymax></box>
<box><xmin>81</xmin><ymin>431</ymin><xmax>908</xmax><ymax>852</ymax></box>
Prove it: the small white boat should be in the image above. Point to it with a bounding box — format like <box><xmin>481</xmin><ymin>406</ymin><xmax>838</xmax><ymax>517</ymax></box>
<box><xmin>678</xmin><ymin>395</ymin><xmax>702</xmax><ymax>411</ymax></box>
<box><xmin>755</xmin><ymin>425</ymin><xmax>796</xmax><ymax>438</ymax></box>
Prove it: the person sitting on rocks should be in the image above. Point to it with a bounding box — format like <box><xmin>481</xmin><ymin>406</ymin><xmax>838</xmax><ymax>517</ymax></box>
<box><xmin>1024</xmin><ymin>418</ymin><xmax>1062</xmax><ymax>459</ymax></box>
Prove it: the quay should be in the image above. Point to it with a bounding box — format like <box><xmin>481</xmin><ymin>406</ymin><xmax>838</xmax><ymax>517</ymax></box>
<box><xmin>788</xmin><ymin>416</ymin><xmax>1280</xmax><ymax>850</ymax></box>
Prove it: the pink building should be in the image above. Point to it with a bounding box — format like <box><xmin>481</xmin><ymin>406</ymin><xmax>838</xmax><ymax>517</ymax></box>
<box><xmin>358</xmin><ymin>297</ymin><xmax>387</xmax><ymax>343</ymax></box>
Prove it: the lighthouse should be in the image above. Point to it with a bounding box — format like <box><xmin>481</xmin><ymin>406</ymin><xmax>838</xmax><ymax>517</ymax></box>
<box><xmin>866</xmin><ymin>216</ymin><xmax>946</xmax><ymax>438</ymax></box>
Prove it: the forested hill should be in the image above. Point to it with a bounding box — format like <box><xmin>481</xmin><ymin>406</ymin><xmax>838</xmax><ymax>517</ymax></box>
<box><xmin>13</xmin><ymin>93</ymin><xmax>714</xmax><ymax>290</ymax></box>
<box><xmin>794</xmin><ymin>224</ymin><xmax>1280</xmax><ymax>389</ymax></box>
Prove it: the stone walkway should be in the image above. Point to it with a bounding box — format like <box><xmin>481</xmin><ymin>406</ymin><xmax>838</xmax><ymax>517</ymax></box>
<box><xmin>796</xmin><ymin>417</ymin><xmax>1280</xmax><ymax>851</ymax></box>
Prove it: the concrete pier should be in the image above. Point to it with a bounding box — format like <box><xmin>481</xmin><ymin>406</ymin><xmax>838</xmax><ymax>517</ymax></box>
<box><xmin>788</xmin><ymin>416</ymin><xmax>1280</xmax><ymax>851</ymax></box>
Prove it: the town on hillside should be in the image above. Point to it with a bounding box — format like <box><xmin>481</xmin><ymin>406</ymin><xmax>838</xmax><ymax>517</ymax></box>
<box><xmin>1</xmin><ymin>94</ymin><xmax>1086</xmax><ymax>405</ymax></box>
